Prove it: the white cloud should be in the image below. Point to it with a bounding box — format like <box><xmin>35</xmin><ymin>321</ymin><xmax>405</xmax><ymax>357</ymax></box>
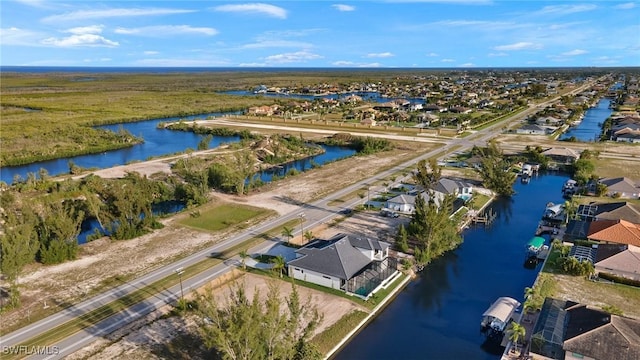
<box><xmin>441</xmin><ymin>58</ymin><xmax>455</xmax><ymax>62</ymax></box>
<box><xmin>488</xmin><ymin>52</ymin><xmax>508</xmax><ymax>57</ymax></box>
<box><xmin>43</xmin><ymin>8</ymin><xmax>195</xmax><ymax>22</ymax></box>
<box><xmin>213</xmin><ymin>3</ymin><xmax>287</xmax><ymax>19</ymax></box>
<box><xmin>385</xmin><ymin>0</ymin><xmax>492</xmax><ymax>4</ymax></box>
<box><xmin>426</xmin><ymin>52</ymin><xmax>439</xmax><ymax>57</ymax></box>
<box><xmin>358</xmin><ymin>62</ymin><xmax>382</xmax><ymax>67</ymax></box>
<box><xmin>15</xmin><ymin>0</ymin><xmax>52</xmax><ymax>9</ymax></box>
<box><xmin>238</xmin><ymin>62</ymin><xmax>267</xmax><ymax>67</ymax></box>
<box><xmin>115</xmin><ymin>25</ymin><xmax>218</xmax><ymax>37</ymax></box>
<box><xmin>332</xmin><ymin>60</ymin><xmax>355</xmax><ymax>66</ymax></box>
<box><xmin>561</xmin><ymin>49</ymin><xmax>587</xmax><ymax>56</ymax></box>
<box><xmin>136</xmin><ymin>58</ymin><xmax>230</xmax><ymax>67</ymax></box>
<box><xmin>365</xmin><ymin>52</ymin><xmax>394</xmax><ymax>58</ymax></box>
<box><xmin>459</xmin><ymin>63</ymin><xmax>475</xmax><ymax>67</ymax></box>
<box><xmin>65</xmin><ymin>25</ymin><xmax>104</xmax><ymax>35</ymax></box>
<box><xmin>493</xmin><ymin>42</ymin><xmax>542</xmax><ymax>51</ymax></box>
<box><xmin>264</xmin><ymin>50</ymin><xmax>322</xmax><ymax>64</ymax></box>
<box><xmin>144</xmin><ymin>51</ymin><xmax>159</xmax><ymax>55</ymax></box>
<box><xmin>332</xmin><ymin>4</ymin><xmax>356</xmax><ymax>11</ymax></box>
<box><xmin>614</xmin><ymin>2</ymin><xmax>636</xmax><ymax>9</ymax></box>
<box><xmin>0</xmin><ymin>27</ymin><xmax>43</xmax><ymax>46</ymax></box>
<box><xmin>534</xmin><ymin>4</ymin><xmax>597</xmax><ymax>15</ymax></box>
<box><xmin>240</xmin><ymin>40</ymin><xmax>312</xmax><ymax>49</ymax></box>
<box><xmin>42</xmin><ymin>34</ymin><xmax>119</xmax><ymax>47</ymax></box>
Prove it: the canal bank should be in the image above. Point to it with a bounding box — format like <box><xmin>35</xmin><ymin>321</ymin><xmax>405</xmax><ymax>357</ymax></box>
<box><xmin>560</xmin><ymin>98</ymin><xmax>613</xmax><ymax>142</ymax></box>
<box><xmin>334</xmin><ymin>172</ymin><xmax>570</xmax><ymax>360</ymax></box>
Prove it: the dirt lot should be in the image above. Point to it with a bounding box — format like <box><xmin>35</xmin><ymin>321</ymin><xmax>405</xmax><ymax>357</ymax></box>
<box><xmin>68</xmin><ymin>272</ymin><xmax>368</xmax><ymax>360</ymax></box>
<box><xmin>550</xmin><ymin>273</ymin><xmax>640</xmax><ymax>320</ymax></box>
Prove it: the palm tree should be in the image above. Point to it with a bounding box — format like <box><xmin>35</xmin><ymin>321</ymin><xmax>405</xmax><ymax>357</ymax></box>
<box><xmin>303</xmin><ymin>231</ymin><xmax>314</xmax><ymax>243</ymax></box>
<box><xmin>271</xmin><ymin>255</ymin><xmax>286</xmax><ymax>278</ymax></box>
<box><xmin>281</xmin><ymin>226</ymin><xmax>294</xmax><ymax>244</ymax></box>
<box><xmin>239</xmin><ymin>250</ymin><xmax>249</xmax><ymax>270</ymax></box>
<box><xmin>507</xmin><ymin>322</ymin><xmax>526</xmax><ymax>353</ymax></box>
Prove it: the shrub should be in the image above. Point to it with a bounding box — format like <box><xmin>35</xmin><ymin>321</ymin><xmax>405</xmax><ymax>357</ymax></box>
<box><xmin>598</xmin><ymin>272</ymin><xmax>640</xmax><ymax>287</ymax></box>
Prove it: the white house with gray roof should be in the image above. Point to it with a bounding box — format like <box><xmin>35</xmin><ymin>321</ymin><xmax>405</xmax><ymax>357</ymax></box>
<box><xmin>287</xmin><ymin>234</ymin><xmax>396</xmax><ymax>298</ymax></box>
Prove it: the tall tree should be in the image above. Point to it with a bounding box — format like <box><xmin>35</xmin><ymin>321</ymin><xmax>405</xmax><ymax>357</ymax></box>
<box><xmin>196</xmin><ymin>281</ymin><xmax>322</xmax><ymax>360</ymax></box>
<box><xmin>0</xmin><ymin>210</ymin><xmax>40</xmax><ymax>308</ymax></box>
<box><xmin>413</xmin><ymin>159</ymin><xmax>441</xmax><ymax>190</ymax></box>
<box><xmin>271</xmin><ymin>255</ymin><xmax>286</xmax><ymax>278</ymax></box>
<box><xmin>507</xmin><ymin>322</ymin><xmax>526</xmax><ymax>353</ymax></box>
<box><xmin>475</xmin><ymin>141</ymin><xmax>516</xmax><ymax>196</ymax></box>
<box><xmin>281</xmin><ymin>226</ymin><xmax>294</xmax><ymax>244</ymax></box>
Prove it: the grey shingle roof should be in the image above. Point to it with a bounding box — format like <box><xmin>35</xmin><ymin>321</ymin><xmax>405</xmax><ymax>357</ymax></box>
<box><xmin>288</xmin><ymin>234</ymin><xmax>372</xmax><ymax>280</ymax></box>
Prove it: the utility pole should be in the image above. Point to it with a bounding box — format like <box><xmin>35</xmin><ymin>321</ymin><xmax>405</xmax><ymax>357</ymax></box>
<box><xmin>299</xmin><ymin>212</ymin><xmax>305</xmax><ymax>243</ymax></box>
<box><xmin>175</xmin><ymin>267</ymin><xmax>185</xmax><ymax>307</ymax></box>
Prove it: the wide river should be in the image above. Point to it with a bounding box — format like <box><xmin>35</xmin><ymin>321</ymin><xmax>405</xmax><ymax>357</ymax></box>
<box><xmin>335</xmin><ymin>172</ymin><xmax>570</xmax><ymax>360</ymax></box>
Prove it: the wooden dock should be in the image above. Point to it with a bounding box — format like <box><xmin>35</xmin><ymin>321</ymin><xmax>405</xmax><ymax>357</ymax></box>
<box><xmin>471</xmin><ymin>208</ymin><xmax>497</xmax><ymax>225</ymax></box>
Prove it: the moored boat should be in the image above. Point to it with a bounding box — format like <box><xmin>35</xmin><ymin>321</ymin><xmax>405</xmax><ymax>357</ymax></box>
<box><xmin>481</xmin><ymin>296</ymin><xmax>521</xmax><ymax>337</ymax></box>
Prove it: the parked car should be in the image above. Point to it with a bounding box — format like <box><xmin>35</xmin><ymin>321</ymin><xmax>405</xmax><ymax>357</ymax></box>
<box><xmin>380</xmin><ymin>208</ymin><xmax>399</xmax><ymax>218</ymax></box>
<box><xmin>339</xmin><ymin>208</ymin><xmax>352</xmax><ymax>215</ymax></box>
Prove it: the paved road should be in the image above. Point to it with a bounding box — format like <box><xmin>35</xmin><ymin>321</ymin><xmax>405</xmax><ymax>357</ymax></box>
<box><xmin>1</xmin><ymin>80</ymin><xmax>601</xmax><ymax>359</ymax></box>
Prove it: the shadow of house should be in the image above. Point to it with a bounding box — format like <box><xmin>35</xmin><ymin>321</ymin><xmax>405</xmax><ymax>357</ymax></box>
<box><xmin>531</xmin><ymin>298</ymin><xmax>640</xmax><ymax>360</ymax></box>
<box><xmin>287</xmin><ymin>233</ymin><xmax>398</xmax><ymax>299</ymax></box>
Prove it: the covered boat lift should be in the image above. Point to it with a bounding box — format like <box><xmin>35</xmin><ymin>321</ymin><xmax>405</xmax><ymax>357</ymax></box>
<box><xmin>481</xmin><ymin>296</ymin><xmax>521</xmax><ymax>334</ymax></box>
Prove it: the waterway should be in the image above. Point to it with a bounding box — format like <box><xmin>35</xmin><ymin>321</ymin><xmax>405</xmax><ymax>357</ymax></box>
<box><xmin>0</xmin><ymin>112</ymin><xmax>356</xmax><ymax>184</ymax></box>
<box><xmin>0</xmin><ymin>112</ymin><xmax>240</xmax><ymax>184</ymax></box>
<box><xmin>223</xmin><ymin>90</ymin><xmax>426</xmax><ymax>104</ymax></box>
<box><xmin>560</xmin><ymin>98</ymin><xmax>612</xmax><ymax>142</ymax></box>
<box><xmin>335</xmin><ymin>172</ymin><xmax>570</xmax><ymax>360</ymax></box>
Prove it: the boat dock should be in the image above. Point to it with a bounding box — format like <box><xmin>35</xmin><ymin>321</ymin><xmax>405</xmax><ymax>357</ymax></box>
<box><xmin>471</xmin><ymin>208</ymin><xmax>497</xmax><ymax>225</ymax></box>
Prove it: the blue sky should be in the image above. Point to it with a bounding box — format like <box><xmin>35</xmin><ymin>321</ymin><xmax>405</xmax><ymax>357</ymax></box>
<box><xmin>1</xmin><ymin>0</ymin><xmax>638</xmax><ymax>67</ymax></box>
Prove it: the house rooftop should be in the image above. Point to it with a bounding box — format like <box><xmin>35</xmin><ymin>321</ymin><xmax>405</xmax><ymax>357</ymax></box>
<box><xmin>588</xmin><ymin>219</ymin><xmax>640</xmax><ymax>247</ymax></box>
<box><xmin>289</xmin><ymin>234</ymin><xmax>385</xmax><ymax>280</ymax></box>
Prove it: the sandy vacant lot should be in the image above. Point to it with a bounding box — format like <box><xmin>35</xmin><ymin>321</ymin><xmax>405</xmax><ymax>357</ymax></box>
<box><xmin>67</xmin><ymin>272</ymin><xmax>369</xmax><ymax>360</ymax></box>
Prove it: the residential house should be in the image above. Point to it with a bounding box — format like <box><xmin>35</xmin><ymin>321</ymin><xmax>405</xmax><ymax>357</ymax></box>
<box><xmin>598</xmin><ymin>177</ymin><xmax>640</xmax><ymax>199</ymax></box>
<box><xmin>616</xmin><ymin>132</ymin><xmax>640</xmax><ymax>143</ymax></box>
<box><xmin>587</xmin><ymin>219</ymin><xmax>640</xmax><ymax>247</ymax></box>
<box><xmin>287</xmin><ymin>234</ymin><xmax>397</xmax><ymax>298</ymax></box>
<box><xmin>595</xmin><ymin>244</ymin><xmax>640</xmax><ymax>281</ymax></box>
<box><xmin>530</xmin><ymin>298</ymin><xmax>640</xmax><ymax>360</ymax></box>
<box><xmin>516</xmin><ymin>124</ymin><xmax>551</xmax><ymax>135</ymax></box>
<box><xmin>541</xmin><ymin>147</ymin><xmax>580</xmax><ymax>165</ymax></box>
<box><xmin>576</xmin><ymin>201</ymin><xmax>640</xmax><ymax>224</ymax></box>
<box><xmin>568</xmin><ymin>243</ymin><xmax>640</xmax><ymax>281</ymax></box>
<box><xmin>386</xmin><ymin>194</ymin><xmax>417</xmax><ymax>213</ymax></box>
<box><xmin>432</xmin><ymin>178</ymin><xmax>473</xmax><ymax>201</ymax></box>
<box><xmin>247</xmin><ymin>104</ymin><xmax>279</xmax><ymax>116</ymax></box>
<box><xmin>535</xmin><ymin>116</ymin><xmax>563</xmax><ymax>127</ymax></box>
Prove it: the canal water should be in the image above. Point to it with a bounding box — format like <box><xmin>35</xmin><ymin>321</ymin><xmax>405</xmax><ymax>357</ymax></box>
<box><xmin>0</xmin><ymin>113</ymin><xmax>355</xmax><ymax>184</ymax></box>
<box><xmin>335</xmin><ymin>172</ymin><xmax>570</xmax><ymax>360</ymax></box>
<box><xmin>223</xmin><ymin>90</ymin><xmax>426</xmax><ymax>104</ymax></box>
<box><xmin>560</xmin><ymin>98</ymin><xmax>612</xmax><ymax>142</ymax></box>
<box><xmin>0</xmin><ymin>112</ymin><xmax>241</xmax><ymax>184</ymax></box>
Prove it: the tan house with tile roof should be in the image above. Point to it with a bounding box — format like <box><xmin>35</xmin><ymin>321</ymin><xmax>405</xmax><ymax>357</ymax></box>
<box><xmin>595</xmin><ymin>245</ymin><xmax>640</xmax><ymax>281</ymax></box>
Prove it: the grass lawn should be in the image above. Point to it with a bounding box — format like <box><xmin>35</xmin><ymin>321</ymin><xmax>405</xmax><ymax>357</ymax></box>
<box><xmin>311</xmin><ymin>310</ymin><xmax>368</xmax><ymax>355</ymax></box>
<box><xmin>179</xmin><ymin>203</ymin><xmax>273</xmax><ymax>232</ymax></box>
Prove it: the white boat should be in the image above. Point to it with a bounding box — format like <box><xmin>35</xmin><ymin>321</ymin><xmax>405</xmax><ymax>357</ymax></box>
<box><xmin>481</xmin><ymin>297</ymin><xmax>521</xmax><ymax>335</ymax></box>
